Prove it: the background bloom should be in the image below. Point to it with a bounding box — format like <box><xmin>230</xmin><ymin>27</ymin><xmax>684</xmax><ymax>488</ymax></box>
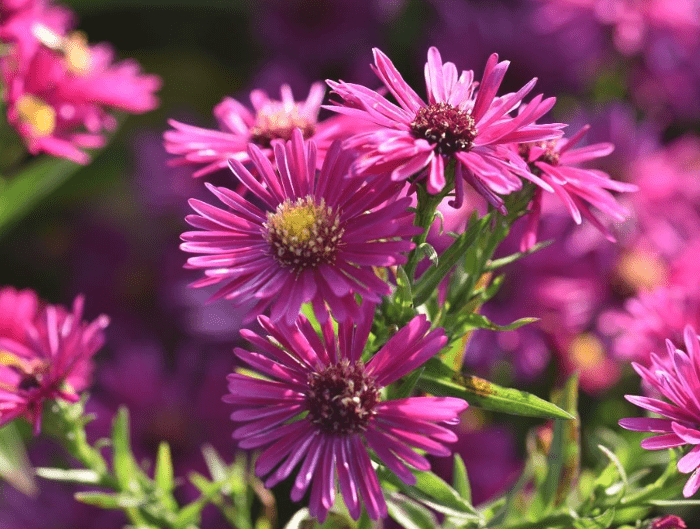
<box><xmin>181</xmin><ymin>129</ymin><xmax>419</xmax><ymax>324</ymax></box>
<box><xmin>225</xmin><ymin>306</ymin><xmax>466</xmax><ymax>521</ymax></box>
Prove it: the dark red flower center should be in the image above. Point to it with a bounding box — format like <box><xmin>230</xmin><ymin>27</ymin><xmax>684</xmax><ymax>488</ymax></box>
<box><xmin>249</xmin><ymin>104</ymin><xmax>316</xmax><ymax>147</ymax></box>
<box><xmin>410</xmin><ymin>103</ymin><xmax>477</xmax><ymax>156</ymax></box>
<box><xmin>306</xmin><ymin>360</ymin><xmax>379</xmax><ymax>435</ymax></box>
<box><xmin>263</xmin><ymin>196</ymin><xmax>343</xmax><ymax>272</ymax></box>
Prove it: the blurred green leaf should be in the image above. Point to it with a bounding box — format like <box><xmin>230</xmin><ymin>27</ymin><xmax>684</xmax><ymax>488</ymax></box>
<box><xmin>111</xmin><ymin>407</ymin><xmax>143</xmax><ymax>493</ymax></box>
<box><xmin>453</xmin><ymin>454</ymin><xmax>471</xmax><ymax>504</ymax></box>
<box><xmin>0</xmin><ymin>422</ymin><xmax>36</xmax><ymax>496</ymax></box>
<box><xmin>418</xmin><ymin>359</ymin><xmax>574</xmax><ymax>420</ymax></box>
<box><xmin>35</xmin><ymin>467</ymin><xmax>101</xmax><ymax>484</ymax></box>
<box><xmin>155</xmin><ymin>442</ymin><xmax>174</xmax><ymax>492</ymax></box>
<box><xmin>386</xmin><ymin>493</ymin><xmax>439</xmax><ymax>529</ymax></box>
<box><xmin>75</xmin><ymin>491</ymin><xmax>142</xmax><ymax>509</ymax></box>
<box><xmin>0</xmin><ymin>157</ymin><xmax>81</xmax><ymax>239</ymax></box>
<box><xmin>572</xmin><ymin>508</ymin><xmax>615</xmax><ymax>529</ymax></box>
<box><xmin>454</xmin><ymin>313</ymin><xmax>539</xmax><ymax>333</ymax></box>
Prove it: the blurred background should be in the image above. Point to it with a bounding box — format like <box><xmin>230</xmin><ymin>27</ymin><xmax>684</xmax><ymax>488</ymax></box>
<box><xmin>0</xmin><ymin>0</ymin><xmax>699</xmax><ymax>527</ymax></box>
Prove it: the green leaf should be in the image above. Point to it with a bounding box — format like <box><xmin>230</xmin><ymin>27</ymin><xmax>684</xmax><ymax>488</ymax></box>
<box><xmin>75</xmin><ymin>491</ymin><xmax>143</xmax><ymax>509</ymax></box>
<box><xmin>202</xmin><ymin>444</ymin><xmax>227</xmax><ymax>483</ymax></box>
<box><xmin>452</xmin><ymin>455</ymin><xmax>471</xmax><ymax>504</ymax></box>
<box><xmin>418</xmin><ymin>242</ymin><xmax>438</xmax><ymax>267</ymax></box>
<box><xmin>386</xmin><ymin>493</ymin><xmax>439</xmax><ymax>529</ymax></box>
<box><xmin>418</xmin><ymin>359</ymin><xmax>574</xmax><ymax>420</ymax></box>
<box><xmin>0</xmin><ymin>421</ymin><xmax>37</xmax><ymax>495</ymax></box>
<box><xmin>154</xmin><ymin>442</ymin><xmax>174</xmax><ymax>492</ymax></box>
<box><xmin>484</xmin><ymin>239</ymin><xmax>553</xmax><ymax>271</ymax></box>
<box><xmin>35</xmin><ymin>467</ymin><xmax>101</xmax><ymax>484</ymax></box>
<box><xmin>454</xmin><ymin>313</ymin><xmax>538</xmax><ymax>333</ymax></box>
<box><xmin>111</xmin><ymin>407</ymin><xmax>142</xmax><ymax>492</ymax></box>
<box><xmin>378</xmin><ymin>467</ymin><xmax>479</xmax><ymax>519</ymax></box>
<box><xmin>598</xmin><ymin>444</ymin><xmax>628</xmax><ymax>494</ymax></box>
<box><xmin>392</xmin><ymin>367</ymin><xmax>424</xmax><ymax>400</ymax></box>
<box><xmin>649</xmin><ymin>499</ymin><xmax>700</xmax><ymax>506</ymax></box>
<box><xmin>0</xmin><ymin>156</ymin><xmax>81</xmax><ymax>238</ymax></box>
<box><xmin>572</xmin><ymin>508</ymin><xmax>615</xmax><ymax>529</ymax></box>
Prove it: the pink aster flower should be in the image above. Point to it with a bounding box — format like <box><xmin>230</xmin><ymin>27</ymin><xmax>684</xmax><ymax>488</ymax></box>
<box><xmin>326</xmin><ymin>47</ymin><xmax>565</xmax><ymax>212</ymax></box>
<box><xmin>181</xmin><ymin>128</ymin><xmax>420</xmax><ymax>324</ymax></box>
<box><xmin>620</xmin><ymin>325</ymin><xmax>700</xmax><ymax>497</ymax></box>
<box><xmin>0</xmin><ymin>294</ymin><xmax>109</xmax><ymax>433</ymax></box>
<box><xmin>165</xmin><ymin>83</ymin><xmax>338</xmax><ymax>178</ymax></box>
<box><xmin>517</xmin><ymin>125</ymin><xmax>638</xmax><ymax>250</ymax></box>
<box><xmin>0</xmin><ymin>286</ymin><xmax>40</xmax><ymax>344</ymax></box>
<box><xmin>0</xmin><ymin>9</ymin><xmax>160</xmax><ymax>163</ymax></box>
<box><xmin>224</xmin><ymin>307</ymin><xmax>467</xmax><ymax>521</ymax></box>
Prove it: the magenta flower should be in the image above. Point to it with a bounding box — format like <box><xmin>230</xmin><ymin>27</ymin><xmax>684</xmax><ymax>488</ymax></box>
<box><xmin>224</xmin><ymin>307</ymin><xmax>467</xmax><ymax>521</ymax></box>
<box><xmin>181</xmin><ymin>129</ymin><xmax>420</xmax><ymax>324</ymax></box>
<box><xmin>165</xmin><ymin>83</ymin><xmax>335</xmax><ymax>177</ymax></box>
<box><xmin>0</xmin><ymin>295</ymin><xmax>109</xmax><ymax>433</ymax></box>
<box><xmin>327</xmin><ymin>47</ymin><xmax>565</xmax><ymax>212</ymax></box>
<box><xmin>517</xmin><ymin>125</ymin><xmax>638</xmax><ymax>249</ymax></box>
<box><xmin>0</xmin><ymin>7</ymin><xmax>160</xmax><ymax>163</ymax></box>
<box><xmin>0</xmin><ymin>286</ymin><xmax>40</xmax><ymax>345</ymax></box>
<box><xmin>620</xmin><ymin>325</ymin><xmax>700</xmax><ymax>497</ymax></box>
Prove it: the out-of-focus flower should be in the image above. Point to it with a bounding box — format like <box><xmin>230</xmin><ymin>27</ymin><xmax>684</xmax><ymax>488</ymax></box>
<box><xmin>518</xmin><ymin>125</ymin><xmax>637</xmax><ymax>249</ymax></box>
<box><xmin>0</xmin><ymin>286</ymin><xmax>40</xmax><ymax>344</ymax></box>
<box><xmin>0</xmin><ymin>2</ymin><xmax>161</xmax><ymax>163</ymax></box>
<box><xmin>225</xmin><ymin>307</ymin><xmax>466</xmax><ymax>521</ymax></box>
<box><xmin>647</xmin><ymin>514</ymin><xmax>687</xmax><ymax>529</ymax></box>
<box><xmin>0</xmin><ymin>294</ymin><xmax>108</xmax><ymax>433</ymax></box>
<box><xmin>165</xmin><ymin>83</ymin><xmax>334</xmax><ymax>177</ymax></box>
<box><xmin>327</xmin><ymin>47</ymin><xmax>564</xmax><ymax>212</ymax></box>
<box><xmin>620</xmin><ymin>326</ymin><xmax>700</xmax><ymax>497</ymax></box>
<box><xmin>181</xmin><ymin>130</ymin><xmax>419</xmax><ymax>324</ymax></box>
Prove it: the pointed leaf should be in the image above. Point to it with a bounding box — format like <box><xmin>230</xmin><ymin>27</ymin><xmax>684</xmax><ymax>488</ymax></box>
<box><xmin>111</xmin><ymin>407</ymin><xmax>142</xmax><ymax>492</ymax></box>
<box><xmin>387</xmin><ymin>493</ymin><xmax>439</xmax><ymax>529</ymax></box>
<box><xmin>572</xmin><ymin>508</ymin><xmax>615</xmax><ymax>529</ymax></box>
<box><xmin>0</xmin><ymin>422</ymin><xmax>37</xmax><ymax>495</ymax></box>
<box><xmin>452</xmin><ymin>455</ymin><xmax>471</xmax><ymax>504</ymax></box>
<box><xmin>418</xmin><ymin>242</ymin><xmax>438</xmax><ymax>267</ymax></box>
<box><xmin>418</xmin><ymin>359</ymin><xmax>574</xmax><ymax>420</ymax></box>
<box><xmin>75</xmin><ymin>491</ymin><xmax>142</xmax><ymax>509</ymax></box>
<box><xmin>155</xmin><ymin>442</ymin><xmax>174</xmax><ymax>492</ymax></box>
<box><xmin>35</xmin><ymin>467</ymin><xmax>101</xmax><ymax>484</ymax></box>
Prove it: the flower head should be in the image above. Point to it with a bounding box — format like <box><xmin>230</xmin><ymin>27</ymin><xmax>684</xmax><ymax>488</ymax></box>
<box><xmin>181</xmin><ymin>128</ymin><xmax>420</xmax><ymax>324</ymax></box>
<box><xmin>327</xmin><ymin>47</ymin><xmax>565</xmax><ymax>212</ymax></box>
<box><xmin>517</xmin><ymin>125</ymin><xmax>638</xmax><ymax>250</ymax></box>
<box><xmin>224</xmin><ymin>306</ymin><xmax>467</xmax><ymax>521</ymax></box>
<box><xmin>164</xmin><ymin>83</ymin><xmax>339</xmax><ymax>177</ymax></box>
<box><xmin>0</xmin><ymin>3</ymin><xmax>160</xmax><ymax>163</ymax></box>
<box><xmin>0</xmin><ymin>294</ymin><xmax>109</xmax><ymax>433</ymax></box>
<box><xmin>620</xmin><ymin>325</ymin><xmax>700</xmax><ymax>497</ymax></box>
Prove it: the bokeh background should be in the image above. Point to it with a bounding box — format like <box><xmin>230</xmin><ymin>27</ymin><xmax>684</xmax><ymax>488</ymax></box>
<box><xmin>1</xmin><ymin>0</ymin><xmax>700</xmax><ymax>527</ymax></box>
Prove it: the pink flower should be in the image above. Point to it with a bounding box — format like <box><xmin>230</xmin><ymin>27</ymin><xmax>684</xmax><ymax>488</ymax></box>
<box><xmin>518</xmin><ymin>125</ymin><xmax>638</xmax><ymax>250</ymax></box>
<box><xmin>620</xmin><ymin>326</ymin><xmax>700</xmax><ymax>497</ymax></box>
<box><xmin>181</xmin><ymin>129</ymin><xmax>419</xmax><ymax>325</ymax></box>
<box><xmin>165</xmin><ymin>83</ymin><xmax>342</xmax><ymax>177</ymax></box>
<box><xmin>0</xmin><ymin>4</ymin><xmax>160</xmax><ymax>163</ymax></box>
<box><xmin>0</xmin><ymin>294</ymin><xmax>109</xmax><ymax>433</ymax></box>
<box><xmin>648</xmin><ymin>515</ymin><xmax>687</xmax><ymax>529</ymax></box>
<box><xmin>0</xmin><ymin>286</ymin><xmax>40</xmax><ymax>345</ymax></box>
<box><xmin>224</xmin><ymin>307</ymin><xmax>467</xmax><ymax>521</ymax></box>
<box><xmin>327</xmin><ymin>47</ymin><xmax>565</xmax><ymax>212</ymax></box>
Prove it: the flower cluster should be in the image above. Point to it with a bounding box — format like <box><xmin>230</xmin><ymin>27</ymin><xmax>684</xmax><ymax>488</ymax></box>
<box><xmin>0</xmin><ymin>0</ymin><xmax>161</xmax><ymax>163</ymax></box>
<box><xmin>0</xmin><ymin>287</ymin><xmax>109</xmax><ymax>433</ymax></box>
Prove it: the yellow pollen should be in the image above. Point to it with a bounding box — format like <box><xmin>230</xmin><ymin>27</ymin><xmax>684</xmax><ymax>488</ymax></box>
<box><xmin>16</xmin><ymin>95</ymin><xmax>56</xmax><ymax>137</ymax></box>
<box><xmin>567</xmin><ymin>334</ymin><xmax>605</xmax><ymax>371</ymax></box>
<box><xmin>0</xmin><ymin>350</ymin><xmax>30</xmax><ymax>371</ymax></box>
<box><xmin>268</xmin><ymin>198</ymin><xmax>322</xmax><ymax>244</ymax></box>
<box><xmin>62</xmin><ymin>31</ymin><xmax>91</xmax><ymax>74</ymax></box>
<box><xmin>616</xmin><ymin>249</ymin><xmax>668</xmax><ymax>291</ymax></box>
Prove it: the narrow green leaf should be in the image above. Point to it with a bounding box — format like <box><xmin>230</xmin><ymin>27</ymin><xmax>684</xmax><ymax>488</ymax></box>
<box><xmin>649</xmin><ymin>499</ymin><xmax>700</xmax><ymax>506</ymax></box>
<box><xmin>452</xmin><ymin>455</ymin><xmax>471</xmax><ymax>504</ymax></box>
<box><xmin>75</xmin><ymin>491</ymin><xmax>142</xmax><ymax>509</ymax></box>
<box><xmin>0</xmin><ymin>157</ymin><xmax>80</xmax><ymax>238</ymax></box>
<box><xmin>202</xmin><ymin>444</ymin><xmax>227</xmax><ymax>483</ymax></box>
<box><xmin>418</xmin><ymin>242</ymin><xmax>438</xmax><ymax>267</ymax></box>
<box><xmin>111</xmin><ymin>407</ymin><xmax>142</xmax><ymax>492</ymax></box>
<box><xmin>387</xmin><ymin>493</ymin><xmax>439</xmax><ymax>529</ymax></box>
<box><xmin>484</xmin><ymin>239</ymin><xmax>553</xmax><ymax>271</ymax></box>
<box><xmin>598</xmin><ymin>445</ymin><xmax>628</xmax><ymax>493</ymax></box>
<box><xmin>572</xmin><ymin>508</ymin><xmax>615</xmax><ymax>529</ymax></box>
<box><xmin>392</xmin><ymin>367</ymin><xmax>424</xmax><ymax>400</ymax></box>
<box><xmin>35</xmin><ymin>467</ymin><xmax>101</xmax><ymax>484</ymax></box>
<box><xmin>418</xmin><ymin>359</ymin><xmax>574</xmax><ymax>420</ymax></box>
<box><xmin>155</xmin><ymin>442</ymin><xmax>174</xmax><ymax>492</ymax></box>
<box><xmin>378</xmin><ymin>467</ymin><xmax>479</xmax><ymax>519</ymax></box>
<box><xmin>455</xmin><ymin>313</ymin><xmax>539</xmax><ymax>333</ymax></box>
<box><xmin>0</xmin><ymin>421</ymin><xmax>37</xmax><ymax>495</ymax></box>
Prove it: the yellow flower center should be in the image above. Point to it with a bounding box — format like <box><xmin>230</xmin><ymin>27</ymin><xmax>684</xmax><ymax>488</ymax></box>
<box><xmin>264</xmin><ymin>197</ymin><xmax>343</xmax><ymax>271</ymax></box>
<box><xmin>250</xmin><ymin>103</ymin><xmax>315</xmax><ymax>147</ymax></box>
<box><xmin>63</xmin><ymin>31</ymin><xmax>91</xmax><ymax>74</ymax></box>
<box><xmin>567</xmin><ymin>333</ymin><xmax>605</xmax><ymax>371</ymax></box>
<box><xmin>16</xmin><ymin>95</ymin><xmax>56</xmax><ymax>137</ymax></box>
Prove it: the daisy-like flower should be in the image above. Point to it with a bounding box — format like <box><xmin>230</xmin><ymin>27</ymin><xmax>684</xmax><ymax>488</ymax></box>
<box><xmin>181</xmin><ymin>128</ymin><xmax>420</xmax><ymax>324</ymax></box>
<box><xmin>165</xmin><ymin>83</ymin><xmax>333</xmax><ymax>177</ymax></box>
<box><xmin>0</xmin><ymin>294</ymin><xmax>109</xmax><ymax>433</ymax></box>
<box><xmin>517</xmin><ymin>125</ymin><xmax>638</xmax><ymax>250</ymax></box>
<box><xmin>224</xmin><ymin>307</ymin><xmax>467</xmax><ymax>521</ymax></box>
<box><xmin>0</xmin><ymin>7</ymin><xmax>160</xmax><ymax>163</ymax></box>
<box><xmin>620</xmin><ymin>325</ymin><xmax>700</xmax><ymax>497</ymax></box>
<box><xmin>326</xmin><ymin>47</ymin><xmax>565</xmax><ymax>212</ymax></box>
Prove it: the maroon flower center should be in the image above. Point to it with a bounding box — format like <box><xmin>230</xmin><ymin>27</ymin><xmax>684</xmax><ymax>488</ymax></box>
<box><xmin>263</xmin><ymin>196</ymin><xmax>344</xmax><ymax>272</ymax></box>
<box><xmin>410</xmin><ymin>103</ymin><xmax>477</xmax><ymax>156</ymax></box>
<box><xmin>249</xmin><ymin>103</ymin><xmax>316</xmax><ymax>147</ymax></box>
<box><xmin>306</xmin><ymin>360</ymin><xmax>379</xmax><ymax>435</ymax></box>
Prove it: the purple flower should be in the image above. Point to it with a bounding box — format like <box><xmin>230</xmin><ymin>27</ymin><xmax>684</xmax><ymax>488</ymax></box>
<box><xmin>0</xmin><ymin>294</ymin><xmax>108</xmax><ymax>433</ymax></box>
<box><xmin>165</xmin><ymin>83</ymin><xmax>338</xmax><ymax>177</ymax></box>
<box><xmin>224</xmin><ymin>307</ymin><xmax>467</xmax><ymax>521</ymax></box>
<box><xmin>620</xmin><ymin>325</ymin><xmax>700</xmax><ymax>497</ymax></box>
<box><xmin>181</xmin><ymin>129</ymin><xmax>419</xmax><ymax>324</ymax></box>
<box><xmin>327</xmin><ymin>47</ymin><xmax>565</xmax><ymax>212</ymax></box>
<box><xmin>648</xmin><ymin>515</ymin><xmax>687</xmax><ymax>529</ymax></box>
<box><xmin>518</xmin><ymin>125</ymin><xmax>638</xmax><ymax>249</ymax></box>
